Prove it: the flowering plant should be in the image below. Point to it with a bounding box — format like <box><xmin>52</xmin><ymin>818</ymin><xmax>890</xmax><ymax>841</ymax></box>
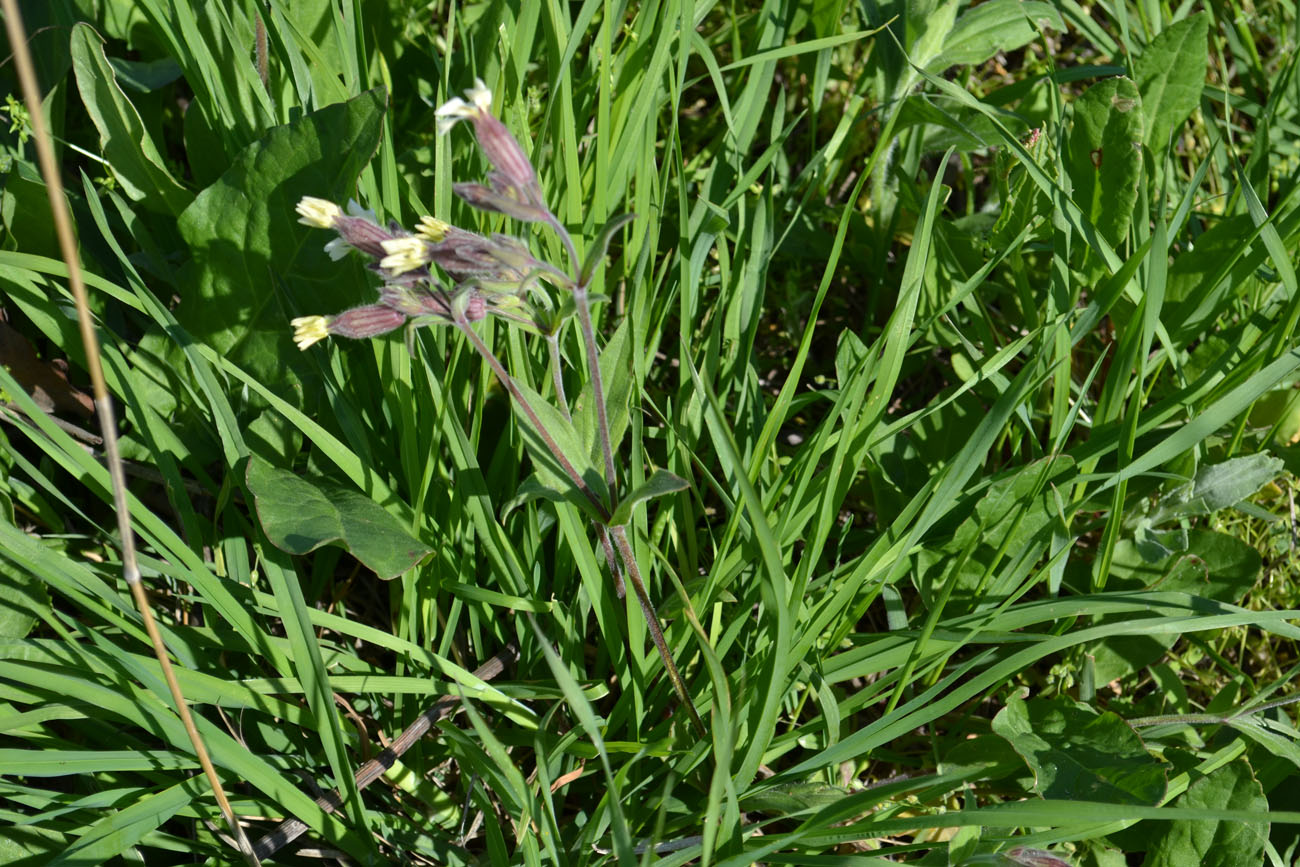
<box><xmin>291</xmin><ymin>79</ymin><xmax>702</xmax><ymax>732</ymax></box>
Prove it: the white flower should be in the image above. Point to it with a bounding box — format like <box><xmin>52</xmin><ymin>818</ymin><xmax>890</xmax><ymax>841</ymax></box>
<box><xmin>379</xmin><ymin>237</ymin><xmax>430</xmax><ymax>275</ymax></box>
<box><xmin>344</xmin><ymin>198</ymin><xmax>377</xmax><ymax>221</ymax></box>
<box><xmin>291</xmin><ymin>316</ymin><xmax>330</xmax><ymax>350</ymax></box>
<box><xmin>435</xmin><ymin>77</ymin><xmax>492</xmax><ymax>134</ymax></box>
<box><xmin>323</xmin><ymin>237</ymin><xmax>349</xmax><ymax>260</ymax></box>
<box><xmin>465</xmin><ymin>77</ymin><xmax>492</xmax><ymax>110</ymax></box>
<box><xmin>295</xmin><ymin>197</ymin><xmax>341</xmax><ymax>228</ymax></box>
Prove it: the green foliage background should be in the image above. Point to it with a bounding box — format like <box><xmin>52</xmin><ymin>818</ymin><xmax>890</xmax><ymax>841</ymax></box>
<box><xmin>1</xmin><ymin>0</ymin><xmax>1299</xmax><ymax>864</ymax></box>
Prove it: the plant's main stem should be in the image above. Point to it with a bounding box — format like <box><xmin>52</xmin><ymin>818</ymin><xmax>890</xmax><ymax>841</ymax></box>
<box><xmin>610</xmin><ymin>524</ymin><xmax>705</xmax><ymax>736</ymax></box>
<box><xmin>574</xmin><ymin>288</ymin><xmax>618</xmax><ymax>499</ymax></box>
<box><xmin>457</xmin><ymin>320</ymin><xmax>609</xmax><ymax>520</ymax></box>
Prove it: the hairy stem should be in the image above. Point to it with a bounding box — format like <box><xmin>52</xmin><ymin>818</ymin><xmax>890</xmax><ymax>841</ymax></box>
<box><xmin>574</xmin><ymin>288</ymin><xmax>618</xmax><ymax>500</ymax></box>
<box><xmin>610</xmin><ymin>524</ymin><xmax>705</xmax><ymax>736</ymax></box>
<box><xmin>545</xmin><ymin>333</ymin><xmax>570</xmax><ymax>419</ymax></box>
<box><xmin>457</xmin><ymin>319</ymin><xmax>609</xmax><ymax>520</ymax></box>
<box><xmin>545</xmin><ymin>210</ymin><xmax>581</xmax><ymax>280</ymax></box>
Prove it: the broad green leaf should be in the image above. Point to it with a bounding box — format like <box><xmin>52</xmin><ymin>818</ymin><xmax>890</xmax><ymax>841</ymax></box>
<box><xmin>1132</xmin><ymin>13</ymin><xmax>1209</xmax><ymax>150</ymax></box>
<box><xmin>1066</xmin><ymin>77</ymin><xmax>1143</xmax><ymax>249</ymax></box>
<box><xmin>927</xmin><ymin>0</ymin><xmax>1065</xmax><ymax>72</ymax></box>
<box><xmin>1144</xmin><ymin>760</ymin><xmax>1267</xmax><ymax>867</ymax></box>
<box><xmin>908</xmin><ymin>0</ymin><xmax>961</xmax><ymax>73</ymax></box>
<box><xmin>1147</xmin><ymin>453</ymin><xmax>1284</xmax><ymax>524</ymax></box>
<box><xmin>1091</xmin><ymin>530</ymin><xmax>1261</xmax><ymax>684</ymax></box>
<box><xmin>608</xmin><ymin>469</ymin><xmax>688</xmax><ymax>527</ymax></box>
<box><xmin>993</xmin><ymin>695</ymin><xmax>1166</xmax><ymax>805</ymax></box>
<box><xmin>69</xmin><ymin>23</ymin><xmax>194</xmax><ymax>216</ymax></box>
<box><xmin>941</xmin><ymin>734</ymin><xmax>1029</xmax><ymax>783</ymax></box>
<box><xmin>106</xmin><ymin>56</ymin><xmax>182</xmax><ymax>92</ymax></box>
<box><xmin>245</xmin><ymin>455</ymin><xmax>430</xmax><ymax>579</ymax></box>
<box><xmin>175</xmin><ymin>88</ymin><xmax>386</xmax><ymax>386</ymax></box>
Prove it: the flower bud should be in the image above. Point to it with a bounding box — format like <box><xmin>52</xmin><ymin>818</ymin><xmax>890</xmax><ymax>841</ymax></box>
<box><xmin>471</xmin><ymin>112</ymin><xmax>540</xmax><ymax>195</ymax></box>
<box><xmin>453</xmin><ymin>176</ymin><xmax>549</xmax><ymax>223</ymax></box>
<box><xmin>326</xmin><ymin>304</ymin><xmax>408</xmax><ymax>340</ymax></box>
<box><xmin>1004</xmin><ymin>848</ymin><xmax>1074</xmax><ymax>867</ymax></box>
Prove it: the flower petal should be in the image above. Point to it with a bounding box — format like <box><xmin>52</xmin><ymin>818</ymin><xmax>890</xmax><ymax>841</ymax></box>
<box><xmin>290</xmin><ymin>315</ymin><xmax>330</xmax><ymax>350</ymax></box>
<box><xmin>296</xmin><ymin>197</ymin><xmax>341</xmax><ymax>229</ymax></box>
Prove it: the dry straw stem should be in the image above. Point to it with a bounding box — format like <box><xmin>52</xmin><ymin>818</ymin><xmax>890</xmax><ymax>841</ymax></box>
<box><xmin>0</xmin><ymin>2</ymin><xmax>258</xmax><ymax>863</ymax></box>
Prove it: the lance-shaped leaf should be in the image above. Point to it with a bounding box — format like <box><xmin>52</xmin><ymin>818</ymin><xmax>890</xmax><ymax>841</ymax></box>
<box><xmin>1146</xmin><ymin>452</ymin><xmax>1283</xmax><ymax>525</ymax></box>
<box><xmin>510</xmin><ymin>379</ymin><xmax>610</xmax><ymax>522</ymax></box>
<box><xmin>579</xmin><ymin>213</ymin><xmax>637</xmax><ymax>287</ymax></box>
<box><xmin>608</xmin><ymin>469</ymin><xmax>689</xmax><ymax>527</ymax></box>
<box><xmin>1066</xmin><ymin>76</ymin><xmax>1143</xmax><ymax>249</ymax></box>
<box><xmin>71</xmin><ymin>23</ymin><xmax>193</xmax><ymax>216</ymax></box>
<box><xmin>1133</xmin><ymin>12</ymin><xmax>1209</xmax><ymax>150</ymax></box>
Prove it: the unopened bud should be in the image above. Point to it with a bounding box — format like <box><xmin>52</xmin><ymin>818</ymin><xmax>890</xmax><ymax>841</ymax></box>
<box><xmin>326</xmin><ymin>304</ymin><xmax>408</xmax><ymax>339</ymax></box>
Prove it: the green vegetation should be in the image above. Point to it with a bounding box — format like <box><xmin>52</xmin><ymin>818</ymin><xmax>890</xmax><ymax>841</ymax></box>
<box><xmin>2</xmin><ymin>0</ymin><xmax>1299</xmax><ymax>864</ymax></box>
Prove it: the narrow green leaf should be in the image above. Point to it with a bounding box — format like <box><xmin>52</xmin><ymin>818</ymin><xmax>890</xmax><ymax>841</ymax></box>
<box><xmin>578</xmin><ymin>212</ymin><xmax>637</xmax><ymax>288</ymax></box>
<box><xmin>0</xmin><ymin>520</ymin><xmax>51</xmax><ymax>639</ymax></box>
<box><xmin>513</xmin><ymin>377</ymin><xmax>608</xmax><ymax>520</ymax></box>
<box><xmin>47</xmin><ymin>776</ymin><xmax>206</xmax><ymax>866</ymax></box>
<box><xmin>608</xmin><ymin>469</ymin><xmax>688</xmax><ymax>527</ymax></box>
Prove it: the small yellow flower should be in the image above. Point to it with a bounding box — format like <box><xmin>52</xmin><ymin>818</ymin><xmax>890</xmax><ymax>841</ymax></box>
<box><xmin>295</xmin><ymin>197</ymin><xmax>341</xmax><ymax>228</ymax></box>
<box><xmin>291</xmin><ymin>315</ymin><xmax>330</xmax><ymax>350</ymax></box>
<box><xmin>380</xmin><ymin>237</ymin><xmax>430</xmax><ymax>275</ymax></box>
<box><xmin>415</xmin><ymin>215</ymin><xmax>451</xmax><ymax>242</ymax></box>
